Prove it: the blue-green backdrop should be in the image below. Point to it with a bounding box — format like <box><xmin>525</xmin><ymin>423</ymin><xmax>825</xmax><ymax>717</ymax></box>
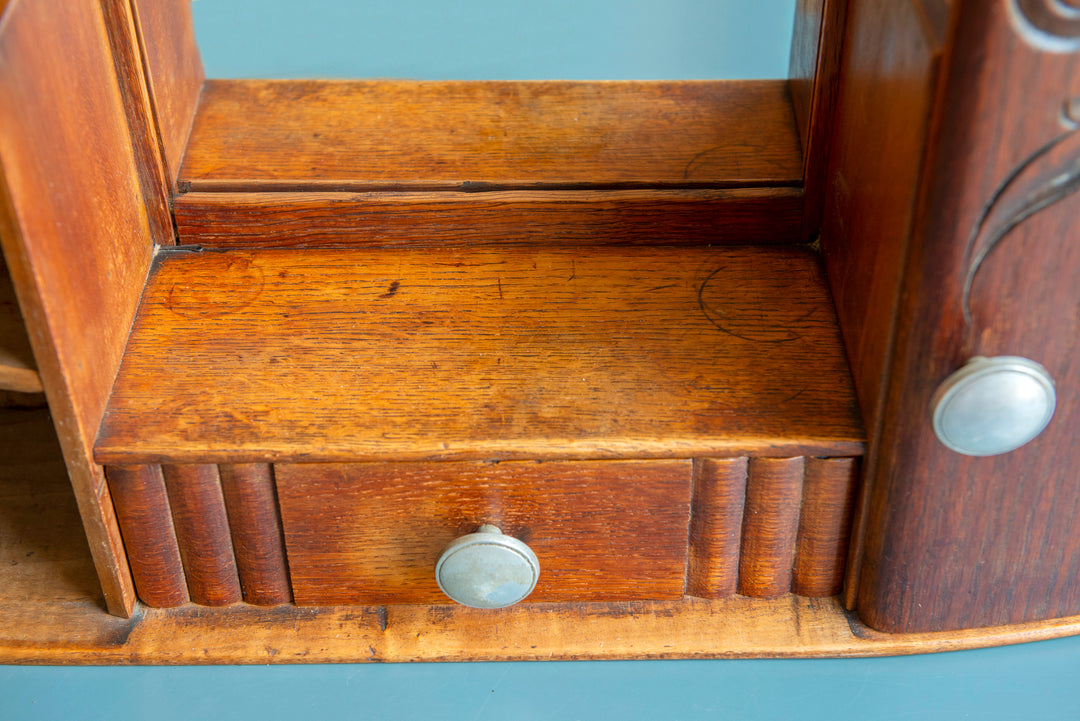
<box><xmin>3</xmin><ymin>2</ymin><xmax>1079</xmax><ymax>718</ymax></box>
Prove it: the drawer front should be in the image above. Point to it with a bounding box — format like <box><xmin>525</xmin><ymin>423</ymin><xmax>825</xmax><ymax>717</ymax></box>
<box><xmin>275</xmin><ymin>460</ymin><xmax>693</xmax><ymax>605</ymax></box>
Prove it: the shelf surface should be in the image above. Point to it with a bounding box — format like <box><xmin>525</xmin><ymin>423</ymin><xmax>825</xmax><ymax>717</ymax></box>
<box><xmin>178</xmin><ymin>79</ymin><xmax>802</xmax><ymax>192</ymax></box>
<box><xmin>95</xmin><ymin>246</ymin><xmax>865</xmax><ymax>464</ymax></box>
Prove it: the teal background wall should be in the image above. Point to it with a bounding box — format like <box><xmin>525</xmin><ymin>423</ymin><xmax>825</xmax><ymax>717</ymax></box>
<box><xmin>3</xmin><ymin>2</ymin><xmax>1079</xmax><ymax>718</ymax></box>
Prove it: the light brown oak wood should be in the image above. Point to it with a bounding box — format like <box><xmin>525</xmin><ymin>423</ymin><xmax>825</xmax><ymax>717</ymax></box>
<box><xmin>0</xmin><ymin>0</ymin><xmax>160</xmax><ymax>616</ymax></box>
<box><xmin>738</xmin><ymin>457</ymin><xmax>806</xmax><ymax>597</ymax></box>
<box><xmin>4</xmin><ymin>408</ymin><xmax>1080</xmax><ymax>662</ymax></box>
<box><xmin>172</xmin><ymin>189</ymin><xmax>804</xmax><ymax>248</ymax></box>
<box><xmin>218</xmin><ymin>463</ymin><xmax>292</xmax><ymax>606</ymax></box>
<box><xmin>277</xmin><ymin>460</ymin><xmax>692</xmax><ymax>605</ymax></box>
<box><xmin>95</xmin><ymin>246</ymin><xmax>865</xmax><ymax>464</ymax></box>
<box><xmin>177</xmin><ymin>80</ymin><xmax>803</xmax><ymax>192</ymax></box>
<box><xmin>686</xmin><ymin>458</ymin><xmax>748</xmax><ymax>598</ymax></box>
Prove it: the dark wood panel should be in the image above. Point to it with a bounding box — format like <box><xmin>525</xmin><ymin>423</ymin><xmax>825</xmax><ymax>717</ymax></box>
<box><xmin>738</xmin><ymin>457</ymin><xmax>805</xmax><ymax>598</ymax></box>
<box><xmin>173</xmin><ymin>188</ymin><xmax>804</xmax><ymax>248</ymax></box>
<box><xmin>105</xmin><ymin>465</ymin><xmax>188</xmax><ymax>607</ymax></box>
<box><xmin>858</xmin><ymin>0</ymin><xmax>1080</xmax><ymax>632</ymax></box>
<box><xmin>178</xmin><ymin>80</ymin><xmax>803</xmax><ymax>191</ymax></box>
<box><xmin>277</xmin><ymin>460</ymin><xmax>692</xmax><ymax>605</ymax></box>
<box><xmin>792</xmin><ymin>457</ymin><xmax>858</xmax><ymax>596</ymax></box>
<box><xmin>161</xmin><ymin>464</ymin><xmax>241</xmax><ymax>606</ymax></box>
<box><xmin>789</xmin><ymin>0</ymin><xmax>849</xmax><ymax>241</ymax></box>
<box><xmin>218</xmin><ymin>463</ymin><xmax>292</xmax><ymax>605</ymax></box>
<box><xmin>94</xmin><ymin>246</ymin><xmax>865</xmax><ymax>464</ymax></box>
<box><xmin>0</xmin><ymin>0</ymin><xmax>158</xmax><ymax>616</ymax></box>
<box><xmin>129</xmin><ymin>0</ymin><xmax>204</xmax><ymax>187</ymax></box>
<box><xmin>686</xmin><ymin>457</ymin><xmax>748</xmax><ymax>598</ymax></box>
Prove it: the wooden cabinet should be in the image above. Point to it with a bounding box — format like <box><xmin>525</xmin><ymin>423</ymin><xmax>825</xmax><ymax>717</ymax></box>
<box><xmin>2</xmin><ymin>0</ymin><xmax>1080</xmax><ymax>662</ymax></box>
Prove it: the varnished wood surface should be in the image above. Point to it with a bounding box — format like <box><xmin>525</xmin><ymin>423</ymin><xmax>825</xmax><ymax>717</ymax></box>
<box><xmin>856</xmin><ymin>0</ymin><xmax>1080</xmax><ymax>632</ymax></box>
<box><xmin>129</xmin><ymin>0</ymin><xmax>203</xmax><ymax>187</ymax></box>
<box><xmin>178</xmin><ymin>80</ymin><xmax>803</xmax><ymax>192</ymax></box>
<box><xmin>788</xmin><ymin>0</ymin><xmax>848</xmax><ymax>241</ymax></box>
<box><xmin>172</xmin><ymin>189</ymin><xmax>804</xmax><ymax>248</ymax></box>
<box><xmin>738</xmin><ymin>458</ymin><xmax>805</xmax><ymax>598</ymax></box>
<box><xmin>818</xmin><ymin>0</ymin><xmax>946</xmax><ymax>611</ymax></box>
<box><xmin>277</xmin><ymin>460</ymin><xmax>692</xmax><ymax>605</ymax></box>
<box><xmin>95</xmin><ymin>246</ymin><xmax>865</xmax><ymax>464</ymax></box>
<box><xmin>4</xmin><ymin>408</ymin><xmax>1080</xmax><ymax>662</ymax></box>
<box><xmin>0</xmin><ymin>256</ymin><xmax>41</xmax><ymax>393</ymax></box>
<box><xmin>792</xmin><ymin>457</ymin><xmax>858</xmax><ymax>596</ymax></box>
<box><xmin>686</xmin><ymin>458</ymin><xmax>748</xmax><ymax>598</ymax></box>
<box><xmin>161</xmin><ymin>464</ymin><xmax>242</xmax><ymax>606</ymax></box>
<box><xmin>219</xmin><ymin>464</ymin><xmax>292</xmax><ymax>606</ymax></box>
<box><xmin>0</xmin><ymin>0</ymin><xmax>159</xmax><ymax>616</ymax></box>
<box><xmin>106</xmin><ymin>465</ymin><xmax>188</xmax><ymax>607</ymax></box>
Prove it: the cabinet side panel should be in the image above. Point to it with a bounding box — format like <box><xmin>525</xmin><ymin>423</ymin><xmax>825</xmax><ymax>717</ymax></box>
<box><xmin>0</xmin><ymin>0</ymin><xmax>160</xmax><ymax>615</ymax></box>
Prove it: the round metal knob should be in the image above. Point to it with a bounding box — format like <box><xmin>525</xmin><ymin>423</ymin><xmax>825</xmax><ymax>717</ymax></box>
<box><xmin>435</xmin><ymin>525</ymin><xmax>540</xmax><ymax>609</ymax></box>
<box><xmin>931</xmin><ymin>356</ymin><xmax>1056</xmax><ymax>456</ymax></box>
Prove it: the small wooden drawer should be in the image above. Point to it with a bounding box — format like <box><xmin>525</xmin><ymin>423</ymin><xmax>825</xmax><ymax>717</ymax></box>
<box><xmin>275</xmin><ymin>460</ymin><xmax>692</xmax><ymax>605</ymax></box>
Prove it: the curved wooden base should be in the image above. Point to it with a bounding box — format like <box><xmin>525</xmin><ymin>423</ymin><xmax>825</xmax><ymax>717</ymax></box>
<box><xmin>4</xmin><ymin>408</ymin><xmax>1080</xmax><ymax>664</ymax></box>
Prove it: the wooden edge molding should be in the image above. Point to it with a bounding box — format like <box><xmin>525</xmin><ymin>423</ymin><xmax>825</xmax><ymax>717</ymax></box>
<box><xmin>3</xmin><ymin>595</ymin><xmax>1080</xmax><ymax>664</ymax></box>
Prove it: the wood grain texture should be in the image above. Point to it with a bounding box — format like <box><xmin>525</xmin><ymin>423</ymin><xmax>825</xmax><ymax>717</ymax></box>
<box><xmin>172</xmin><ymin>188</ymin><xmax>804</xmax><ymax>248</ymax></box>
<box><xmin>686</xmin><ymin>457</ymin><xmax>748</xmax><ymax>598</ymax></box>
<box><xmin>161</xmin><ymin>464</ymin><xmax>241</xmax><ymax>606</ymax></box>
<box><xmin>0</xmin><ymin>256</ymin><xmax>41</xmax><ymax>393</ymax></box>
<box><xmin>129</xmin><ymin>0</ymin><xmax>204</xmax><ymax>187</ymax></box>
<box><xmin>738</xmin><ymin>457</ymin><xmax>805</xmax><ymax>598</ymax></box>
<box><xmin>95</xmin><ymin>246</ymin><xmax>865</xmax><ymax>464</ymax></box>
<box><xmin>98</xmin><ymin>0</ymin><xmax>174</xmax><ymax>246</ymax></box>
<box><xmin>4</xmin><ymin>409</ymin><xmax>1080</xmax><ymax>663</ymax></box>
<box><xmin>855</xmin><ymin>0</ymin><xmax>1080</xmax><ymax>633</ymax></box>
<box><xmin>218</xmin><ymin>463</ymin><xmax>292</xmax><ymax>606</ymax></box>
<box><xmin>0</xmin><ymin>0</ymin><xmax>158</xmax><ymax>616</ymax></box>
<box><xmin>818</xmin><ymin>0</ymin><xmax>946</xmax><ymax>611</ymax></box>
<box><xmin>105</xmin><ymin>465</ymin><xmax>188</xmax><ymax>607</ymax></box>
<box><xmin>789</xmin><ymin>0</ymin><xmax>849</xmax><ymax>241</ymax></box>
<box><xmin>277</xmin><ymin>460</ymin><xmax>692</xmax><ymax>605</ymax></box>
<box><xmin>177</xmin><ymin>80</ymin><xmax>803</xmax><ymax>192</ymax></box>
<box><xmin>792</xmin><ymin>457</ymin><xmax>859</xmax><ymax>596</ymax></box>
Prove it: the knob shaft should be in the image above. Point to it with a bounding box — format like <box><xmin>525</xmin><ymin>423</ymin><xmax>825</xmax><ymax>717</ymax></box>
<box><xmin>435</xmin><ymin>525</ymin><xmax>540</xmax><ymax>609</ymax></box>
<box><xmin>931</xmin><ymin>356</ymin><xmax>1056</xmax><ymax>456</ymax></box>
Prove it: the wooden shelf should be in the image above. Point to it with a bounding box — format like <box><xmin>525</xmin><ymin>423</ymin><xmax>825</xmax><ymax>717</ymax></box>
<box><xmin>94</xmin><ymin>245</ymin><xmax>864</xmax><ymax>464</ymax></box>
<box><xmin>7</xmin><ymin>407</ymin><xmax>1080</xmax><ymax>664</ymax></box>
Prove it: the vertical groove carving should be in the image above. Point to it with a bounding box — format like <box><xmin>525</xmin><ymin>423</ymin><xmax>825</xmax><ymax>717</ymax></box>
<box><xmin>219</xmin><ymin>463</ymin><xmax>293</xmax><ymax>605</ymax></box>
<box><xmin>738</xmin><ymin>457</ymin><xmax>805</xmax><ymax>598</ymax></box>
<box><xmin>161</xmin><ymin>464</ymin><xmax>242</xmax><ymax>606</ymax></box>
<box><xmin>792</xmin><ymin>457</ymin><xmax>859</xmax><ymax>596</ymax></box>
<box><xmin>105</xmin><ymin>465</ymin><xmax>188</xmax><ymax>607</ymax></box>
<box><xmin>686</xmin><ymin>458</ymin><xmax>748</xmax><ymax>597</ymax></box>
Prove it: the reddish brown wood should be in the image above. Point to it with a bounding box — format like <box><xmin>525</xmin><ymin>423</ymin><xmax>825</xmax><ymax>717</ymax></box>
<box><xmin>0</xmin><ymin>0</ymin><xmax>161</xmax><ymax>616</ymax></box>
<box><xmin>105</xmin><ymin>465</ymin><xmax>188</xmax><ymax>607</ymax></box>
<box><xmin>161</xmin><ymin>464</ymin><xmax>241</xmax><ymax>606</ymax></box>
<box><xmin>856</xmin><ymin>0</ymin><xmax>1080</xmax><ymax>632</ymax></box>
<box><xmin>738</xmin><ymin>457</ymin><xmax>805</xmax><ymax>598</ymax></box>
<box><xmin>178</xmin><ymin>80</ymin><xmax>802</xmax><ymax>192</ymax></box>
<box><xmin>686</xmin><ymin>457</ymin><xmax>748</xmax><ymax>598</ymax></box>
<box><xmin>172</xmin><ymin>188</ymin><xmax>804</xmax><ymax>248</ymax></box>
<box><xmin>98</xmin><ymin>0</ymin><xmax>174</xmax><ymax>246</ymax></box>
<box><xmin>792</xmin><ymin>457</ymin><xmax>858</xmax><ymax>596</ymax></box>
<box><xmin>129</xmin><ymin>0</ymin><xmax>204</xmax><ymax>187</ymax></box>
<box><xmin>94</xmin><ymin>247</ymin><xmax>865</xmax><ymax>464</ymax></box>
<box><xmin>218</xmin><ymin>463</ymin><xmax>292</xmax><ymax>605</ymax></box>
<box><xmin>789</xmin><ymin>0</ymin><xmax>849</xmax><ymax>241</ymax></box>
<box><xmin>276</xmin><ymin>460</ymin><xmax>692</xmax><ymax>605</ymax></box>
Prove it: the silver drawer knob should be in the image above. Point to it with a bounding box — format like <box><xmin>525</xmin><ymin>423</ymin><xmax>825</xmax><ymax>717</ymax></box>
<box><xmin>931</xmin><ymin>356</ymin><xmax>1056</xmax><ymax>456</ymax></box>
<box><xmin>435</xmin><ymin>525</ymin><xmax>540</xmax><ymax>609</ymax></box>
